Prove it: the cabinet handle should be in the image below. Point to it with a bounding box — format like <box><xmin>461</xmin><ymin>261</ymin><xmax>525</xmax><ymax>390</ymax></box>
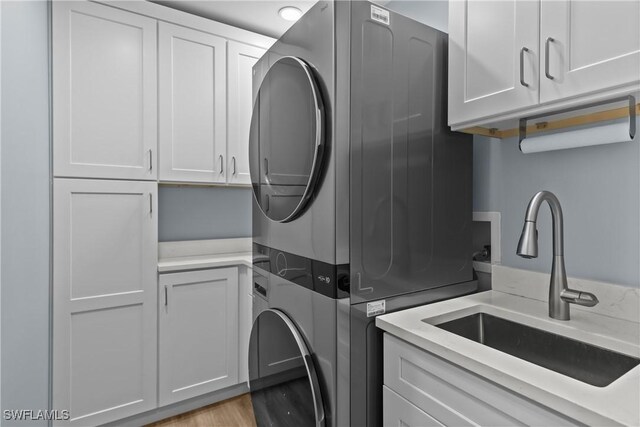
<box><xmin>519</xmin><ymin>47</ymin><xmax>530</xmax><ymax>87</ymax></box>
<box><xmin>148</xmin><ymin>149</ymin><xmax>153</xmax><ymax>171</ymax></box>
<box><xmin>149</xmin><ymin>193</ymin><xmax>153</xmax><ymax>215</ymax></box>
<box><xmin>545</xmin><ymin>37</ymin><xmax>555</xmax><ymax>80</ymax></box>
<box><xmin>232</xmin><ymin>156</ymin><xmax>237</xmax><ymax>175</ymax></box>
<box><xmin>219</xmin><ymin>155</ymin><xmax>224</xmax><ymax>174</ymax></box>
<box><xmin>263</xmin><ymin>158</ymin><xmax>269</xmax><ymax>176</ymax></box>
<box><xmin>164</xmin><ymin>285</ymin><xmax>168</xmax><ymax>306</ymax></box>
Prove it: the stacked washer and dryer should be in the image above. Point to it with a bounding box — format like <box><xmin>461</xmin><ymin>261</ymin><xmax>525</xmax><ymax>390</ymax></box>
<box><xmin>247</xmin><ymin>2</ymin><xmax>476</xmax><ymax>426</ymax></box>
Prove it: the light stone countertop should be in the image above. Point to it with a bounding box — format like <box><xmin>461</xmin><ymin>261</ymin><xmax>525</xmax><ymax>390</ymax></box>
<box><xmin>377</xmin><ymin>267</ymin><xmax>640</xmax><ymax>426</ymax></box>
<box><xmin>158</xmin><ymin>252</ymin><xmax>252</xmax><ymax>273</ymax></box>
<box><xmin>158</xmin><ymin>238</ymin><xmax>252</xmax><ymax>273</ymax></box>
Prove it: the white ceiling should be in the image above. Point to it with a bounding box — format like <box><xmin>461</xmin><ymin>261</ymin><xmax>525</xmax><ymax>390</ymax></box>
<box><xmin>153</xmin><ymin>0</ymin><xmax>319</xmax><ymax>38</ymax></box>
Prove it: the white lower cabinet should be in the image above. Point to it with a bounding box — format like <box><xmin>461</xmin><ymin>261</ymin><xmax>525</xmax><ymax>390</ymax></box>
<box><xmin>383</xmin><ymin>334</ymin><xmax>579</xmax><ymax>427</ymax></box>
<box><xmin>53</xmin><ymin>179</ymin><xmax>158</xmax><ymax>426</ymax></box>
<box><xmin>159</xmin><ymin>268</ymin><xmax>239</xmax><ymax>405</ymax></box>
<box><xmin>383</xmin><ymin>386</ymin><xmax>443</xmax><ymax>427</ymax></box>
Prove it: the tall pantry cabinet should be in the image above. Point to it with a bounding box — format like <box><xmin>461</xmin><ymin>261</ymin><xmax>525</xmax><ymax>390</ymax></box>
<box><xmin>52</xmin><ymin>1</ymin><xmax>272</xmax><ymax>425</ymax></box>
<box><xmin>52</xmin><ymin>2</ymin><xmax>159</xmax><ymax>425</ymax></box>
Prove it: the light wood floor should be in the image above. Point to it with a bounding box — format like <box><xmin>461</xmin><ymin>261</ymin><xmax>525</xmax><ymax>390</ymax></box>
<box><xmin>148</xmin><ymin>394</ymin><xmax>257</xmax><ymax>427</ymax></box>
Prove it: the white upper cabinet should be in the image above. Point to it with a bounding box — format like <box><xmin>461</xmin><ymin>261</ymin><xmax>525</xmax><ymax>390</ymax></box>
<box><xmin>539</xmin><ymin>0</ymin><xmax>640</xmax><ymax>103</ymax></box>
<box><xmin>159</xmin><ymin>22</ymin><xmax>227</xmax><ymax>183</ymax></box>
<box><xmin>448</xmin><ymin>0</ymin><xmax>640</xmax><ymax>129</ymax></box>
<box><xmin>53</xmin><ymin>179</ymin><xmax>158</xmax><ymax>426</ymax></box>
<box><xmin>159</xmin><ymin>268</ymin><xmax>239</xmax><ymax>406</ymax></box>
<box><xmin>227</xmin><ymin>42</ymin><xmax>265</xmax><ymax>185</ymax></box>
<box><xmin>53</xmin><ymin>1</ymin><xmax>272</xmax><ymax>185</ymax></box>
<box><xmin>53</xmin><ymin>1</ymin><xmax>157</xmax><ymax>180</ymax></box>
<box><xmin>448</xmin><ymin>0</ymin><xmax>540</xmax><ymax>126</ymax></box>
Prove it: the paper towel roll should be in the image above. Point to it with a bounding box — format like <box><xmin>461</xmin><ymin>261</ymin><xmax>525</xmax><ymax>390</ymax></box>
<box><xmin>520</xmin><ymin>121</ymin><xmax>634</xmax><ymax>154</ymax></box>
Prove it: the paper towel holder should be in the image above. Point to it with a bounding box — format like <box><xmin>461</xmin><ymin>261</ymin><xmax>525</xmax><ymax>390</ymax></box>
<box><xmin>518</xmin><ymin>95</ymin><xmax>636</xmax><ymax>151</ymax></box>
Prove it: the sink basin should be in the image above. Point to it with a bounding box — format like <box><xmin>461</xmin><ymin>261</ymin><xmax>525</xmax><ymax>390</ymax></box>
<box><xmin>433</xmin><ymin>313</ymin><xmax>640</xmax><ymax>387</ymax></box>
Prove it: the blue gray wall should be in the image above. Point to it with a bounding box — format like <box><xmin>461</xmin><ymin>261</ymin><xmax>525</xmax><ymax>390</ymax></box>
<box><xmin>1</xmin><ymin>1</ymin><xmax>51</xmax><ymax>424</ymax></box>
<box><xmin>387</xmin><ymin>0</ymin><xmax>640</xmax><ymax>287</ymax></box>
<box><xmin>474</xmin><ymin>126</ymin><xmax>639</xmax><ymax>287</ymax></box>
<box><xmin>385</xmin><ymin>0</ymin><xmax>448</xmax><ymax>33</ymax></box>
<box><xmin>158</xmin><ymin>186</ymin><xmax>252</xmax><ymax>241</ymax></box>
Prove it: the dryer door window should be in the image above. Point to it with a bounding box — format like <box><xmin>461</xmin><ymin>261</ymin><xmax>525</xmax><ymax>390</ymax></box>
<box><xmin>249</xmin><ymin>57</ymin><xmax>325</xmax><ymax>223</ymax></box>
<box><xmin>248</xmin><ymin>309</ymin><xmax>325</xmax><ymax>427</ymax></box>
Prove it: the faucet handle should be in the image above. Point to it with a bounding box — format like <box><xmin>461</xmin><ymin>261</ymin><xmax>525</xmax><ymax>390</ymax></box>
<box><xmin>561</xmin><ymin>289</ymin><xmax>599</xmax><ymax>307</ymax></box>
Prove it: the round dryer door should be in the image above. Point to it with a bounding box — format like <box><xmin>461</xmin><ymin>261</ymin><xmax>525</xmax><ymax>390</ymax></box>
<box><xmin>249</xmin><ymin>57</ymin><xmax>325</xmax><ymax>223</ymax></box>
<box><xmin>248</xmin><ymin>309</ymin><xmax>325</xmax><ymax>427</ymax></box>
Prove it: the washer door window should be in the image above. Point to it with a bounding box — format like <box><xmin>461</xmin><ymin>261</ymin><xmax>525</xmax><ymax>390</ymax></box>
<box><xmin>249</xmin><ymin>309</ymin><xmax>325</xmax><ymax>427</ymax></box>
<box><xmin>249</xmin><ymin>57</ymin><xmax>325</xmax><ymax>222</ymax></box>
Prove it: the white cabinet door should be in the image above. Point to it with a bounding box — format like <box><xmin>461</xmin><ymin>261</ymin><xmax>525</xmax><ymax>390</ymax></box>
<box><xmin>159</xmin><ymin>22</ymin><xmax>227</xmax><ymax>183</ymax></box>
<box><xmin>53</xmin><ymin>2</ymin><xmax>157</xmax><ymax>180</ymax></box>
<box><xmin>448</xmin><ymin>0</ymin><xmax>539</xmax><ymax>126</ymax></box>
<box><xmin>540</xmin><ymin>0</ymin><xmax>640</xmax><ymax>103</ymax></box>
<box><xmin>53</xmin><ymin>179</ymin><xmax>157</xmax><ymax>426</ymax></box>
<box><xmin>159</xmin><ymin>268</ymin><xmax>239</xmax><ymax>405</ymax></box>
<box><xmin>383</xmin><ymin>386</ymin><xmax>444</xmax><ymax>427</ymax></box>
<box><xmin>227</xmin><ymin>42</ymin><xmax>265</xmax><ymax>185</ymax></box>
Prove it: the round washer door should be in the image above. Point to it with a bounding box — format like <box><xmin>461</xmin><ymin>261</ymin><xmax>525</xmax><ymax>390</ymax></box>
<box><xmin>248</xmin><ymin>309</ymin><xmax>325</xmax><ymax>427</ymax></box>
<box><xmin>249</xmin><ymin>57</ymin><xmax>325</xmax><ymax>223</ymax></box>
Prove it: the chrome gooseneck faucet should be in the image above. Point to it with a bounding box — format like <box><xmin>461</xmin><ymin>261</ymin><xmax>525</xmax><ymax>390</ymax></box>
<box><xmin>516</xmin><ymin>191</ymin><xmax>598</xmax><ymax>320</ymax></box>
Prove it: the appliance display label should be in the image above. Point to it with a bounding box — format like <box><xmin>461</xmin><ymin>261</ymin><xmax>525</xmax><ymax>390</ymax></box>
<box><xmin>367</xmin><ymin>300</ymin><xmax>386</xmax><ymax>317</ymax></box>
<box><xmin>371</xmin><ymin>5</ymin><xmax>390</xmax><ymax>25</ymax></box>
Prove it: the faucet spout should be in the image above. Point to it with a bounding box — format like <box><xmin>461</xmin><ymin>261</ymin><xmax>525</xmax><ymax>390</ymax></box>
<box><xmin>517</xmin><ymin>191</ymin><xmax>564</xmax><ymax>256</ymax></box>
<box><xmin>516</xmin><ymin>191</ymin><xmax>598</xmax><ymax>320</ymax></box>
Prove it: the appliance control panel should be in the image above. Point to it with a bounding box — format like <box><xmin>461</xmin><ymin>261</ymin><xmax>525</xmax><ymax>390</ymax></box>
<box><xmin>253</xmin><ymin>243</ymin><xmax>349</xmax><ymax>299</ymax></box>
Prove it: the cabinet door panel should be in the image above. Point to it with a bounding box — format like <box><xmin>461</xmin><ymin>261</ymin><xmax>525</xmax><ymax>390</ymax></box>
<box><xmin>69</xmin><ymin>191</ymin><xmax>146</xmax><ymax>298</ymax></box>
<box><xmin>159</xmin><ymin>268</ymin><xmax>239</xmax><ymax>405</ymax></box>
<box><xmin>53</xmin><ymin>2</ymin><xmax>157</xmax><ymax>180</ymax></box>
<box><xmin>228</xmin><ymin>42</ymin><xmax>265</xmax><ymax>185</ymax></box>
<box><xmin>383</xmin><ymin>386</ymin><xmax>444</xmax><ymax>427</ymax></box>
<box><xmin>540</xmin><ymin>0</ymin><xmax>640</xmax><ymax>102</ymax></box>
<box><xmin>70</xmin><ymin>305</ymin><xmax>146</xmax><ymax>418</ymax></box>
<box><xmin>53</xmin><ymin>179</ymin><xmax>157</xmax><ymax>426</ymax></box>
<box><xmin>448</xmin><ymin>0</ymin><xmax>539</xmax><ymax>126</ymax></box>
<box><xmin>159</xmin><ymin>22</ymin><xmax>227</xmax><ymax>183</ymax></box>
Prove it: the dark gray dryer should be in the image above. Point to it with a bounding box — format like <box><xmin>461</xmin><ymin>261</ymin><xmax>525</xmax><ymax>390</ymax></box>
<box><xmin>248</xmin><ymin>2</ymin><xmax>476</xmax><ymax>426</ymax></box>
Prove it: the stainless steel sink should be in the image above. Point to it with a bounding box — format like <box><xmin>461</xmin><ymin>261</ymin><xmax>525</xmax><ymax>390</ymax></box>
<box><xmin>434</xmin><ymin>313</ymin><xmax>640</xmax><ymax>387</ymax></box>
